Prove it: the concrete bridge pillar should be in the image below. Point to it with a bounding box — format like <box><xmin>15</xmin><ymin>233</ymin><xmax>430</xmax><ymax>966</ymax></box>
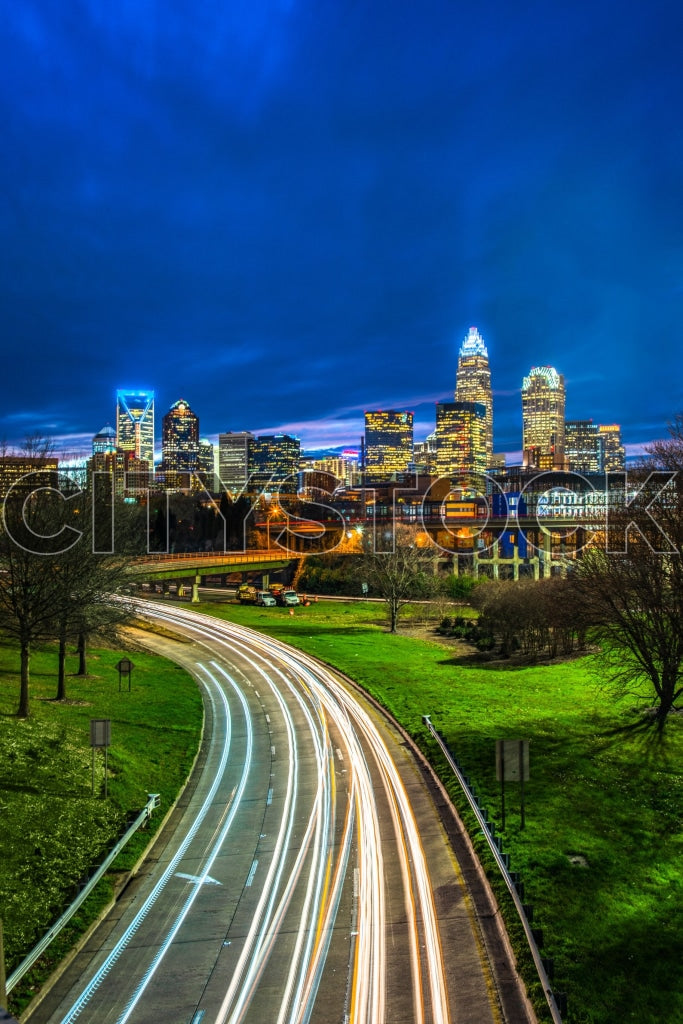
<box><xmin>192</xmin><ymin>574</ymin><xmax>201</xmax><ymax>602</ymax></box>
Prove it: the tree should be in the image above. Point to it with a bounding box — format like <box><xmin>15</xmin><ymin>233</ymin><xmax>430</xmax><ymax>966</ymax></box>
<box><xmin>359</xmin><ymin>524</ymin><xmax>436</xmax><ymax>632</ymax></box>
<box><xmin>0</xmin><ymin>465</ymin><xmax>68</xmax><ymax>716</ymax></box>
<box><xmin>0</xmin><ymin>460</ymin><xmax>133</xmax><ymax>713</ymax></box>
<box><xmin>568</xmin><ymin>420</ymin><xmax>683</xmax><ymax>732</ymax></box>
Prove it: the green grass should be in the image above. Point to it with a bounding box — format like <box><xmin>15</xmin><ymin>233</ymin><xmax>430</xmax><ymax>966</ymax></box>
<box><xmin>193</xmin><ymin>598</ymin><xmax>683</xmax><ymax>1024</ymax></box>
<box><xmin>0</xmin><ymin>633</ymin><xmax>203</xmax><ymax>1016</ymax></box>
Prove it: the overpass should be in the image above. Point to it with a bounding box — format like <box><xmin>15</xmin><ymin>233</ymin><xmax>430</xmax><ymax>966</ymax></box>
<box><xmin>128</xmin><ymin>550</ymin><xmax>291</xmax><ymax>599</ymax></box>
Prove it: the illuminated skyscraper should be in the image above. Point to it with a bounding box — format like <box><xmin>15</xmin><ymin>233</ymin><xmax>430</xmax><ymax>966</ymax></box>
<box><xmin>116</xmin><ymin>389</ymin><xmax>155</xmax><ymax>466</ymax></box>
<box><xmin>250</xmin><ymin>434</ymin><xmax>301</xmax><ymax>494</ymax></box>
<box><xmin>218</xmin><ymin>431</ymin><xmax>254</xmax><ymax>492</ymax></box>
<box><xmin>598</xmin><ymin>424</ymin><xmax>625</xmax><ymax>471</ymax></box>
<box><xmin>434</xmin><ymin>401</ymin><xmax>487</xmax><ymax>480</ymax></box>
<box><xmin>521</xmin><ymin>367</ymin><xmax>566</xmax><ymax>469</ymax></box>
<box><xmin>92</xmin><ymin>424</ymin><xmax>117</xmax><ymax>455</ymax></box>
<box><xmin>364</xmin><ymin>410</ymin><xmax>413</xmax><ymax>481</ymax></box>
<box><xmin>565</xmin><ymin>420</ymin><xmax>602</xmax><ymax>474</ymax></box>
<box><xmin>198</xmin><ymin>439</ymin><xmax>216</xmax><ymax>488</ymax></box>
<box><xmin>161</xmin><ymin>399</ymin><xmax>199</xmax><ymax>478</ymax></box>
<box><xmin>455</xmin><ymin>327</ymin><xmax>493</xmax><ymax>464</ymax></box>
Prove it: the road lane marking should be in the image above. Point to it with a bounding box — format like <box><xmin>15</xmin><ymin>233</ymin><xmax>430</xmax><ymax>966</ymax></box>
<box><xmin>175</xmin><ymin>872</ymin><xmax>222</xmax><ymax>886</ymax></box>
<box><xmin>246</xmin><ymin>859</ymin><xmax>259</xmax><ymax>887</ymax></box>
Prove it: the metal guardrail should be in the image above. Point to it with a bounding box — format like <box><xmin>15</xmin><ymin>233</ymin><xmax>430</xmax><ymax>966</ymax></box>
<box><xmin>422</xmin><ymin>717</ymin><xmax>564</xmax><ymax>1024</ymax></box>
<box><xmin>6</xmin><ymin>793</ymin><xmax>160</xmax><ymax>994</ymax></box>
<box><xmin>133</xmin><ymin>549</ymin><xmax>287</xmax><ymax>563</ymax></box>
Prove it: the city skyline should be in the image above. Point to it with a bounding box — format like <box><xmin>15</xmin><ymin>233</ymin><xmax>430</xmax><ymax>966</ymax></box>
<box><xmin>0</xmin><ymin>341</ymin><xmax>641</xmax><ymax>465</ymax></box>
<box><xmin>2</xmin><ymin>3</ymin><xmax>681</xmax><ymax>458</ymax></box>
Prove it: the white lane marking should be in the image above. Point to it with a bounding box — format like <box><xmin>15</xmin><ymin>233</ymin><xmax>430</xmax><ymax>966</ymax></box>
<box><xmin>245</xmin><ymin>860</ymin><xmax>259</xmax><ymax>887</ymax></box>
<box><xmin>175</xmin><ymin>873</ymin><xmax>222</xmax><ymax>886</ymax></box>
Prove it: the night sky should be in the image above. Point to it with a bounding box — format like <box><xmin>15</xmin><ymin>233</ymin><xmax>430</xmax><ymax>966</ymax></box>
<box><xmin>2</xmin><ymin>1</ymin><xmax>682</xmax><ymax>460</ymax></box>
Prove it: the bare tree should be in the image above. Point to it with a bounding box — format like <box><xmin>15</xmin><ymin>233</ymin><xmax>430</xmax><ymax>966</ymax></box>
<box><xmin>0</xmin><ymin>454</ymin><xmax>133</xmax><ymax>713</ymax></box>
<box><xmin>0</xmin><ymin>460</ymin><xmax>65</xmax><ymax>716</ymax></box>
<box><xmin>568</xmin><ymin>421</ymin><xmax>683</xmax><ymax>732</ymax></box>
<box><xmin>359</xmin><ymin>524</ymin><xmax>436</xmax><ymax>632</ymax></box>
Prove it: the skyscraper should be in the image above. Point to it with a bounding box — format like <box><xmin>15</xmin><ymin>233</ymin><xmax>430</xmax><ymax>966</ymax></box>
<box><xmin>198</xmin><ymin>438</ymin><xmax>216</xmax><ymax>487</ymax></box>
<box><xmin>364</xmin><ymin>410</ymin><xmax>414</xmax><ymax>481</ymax></box>
<box><xmin>161</xmin><ymin>399</ymin><xmax>199</xmax><ymax>479</ymax></box>
<box><xmin>455</xmin><ymin>327</ymin><xmax>493</xmax><ymax>465</ymax></box>
<box><xmin>521</xmin><ymin>367</ymin><xmax>566</xmax><ymax>469</ymax></box>
<box><xmin>116</xmin><ymin>389</ymin><xmax>155</xmax><ymax>466</ymax></box>
<box><xmin>92</xmin><ymin>424</ymin><xmax>117</xmax><ymax>455</ymax></box>
<box><xmin>250</xmin><ymin>434</ymin><xmax>301</xmax><ymax>494</ymax></box>
<box><xmin>218</xmin><ymin>431</ymin><xmax>254</xmax><ymax>492</ymax></box>
<box><xmin>434</xmin><ymin>401</ymin><xmax>487</xmax><ymax>480</ymax></box>
<box><xmin>598</xmin><ymin>424</ymin><xmax>625</xmax><ymax>471</ymax></box>
<box><xmin>565</xmin><ymin>420</ymin><xmax>602</xmax><ymax>474</ymax></box>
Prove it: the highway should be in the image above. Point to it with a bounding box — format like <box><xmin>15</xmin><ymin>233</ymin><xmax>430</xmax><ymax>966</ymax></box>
<box><xmin>36</xmin><ymin>602</ymin><xmax>522</xmax><ymax>1024</ymax></box>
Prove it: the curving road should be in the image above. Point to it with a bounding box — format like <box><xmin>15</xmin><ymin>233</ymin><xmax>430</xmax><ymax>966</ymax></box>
<box><xmin>35</xmin><ymin>602</ymin><xmax>524</xmax><ymax>1024</ymax></box>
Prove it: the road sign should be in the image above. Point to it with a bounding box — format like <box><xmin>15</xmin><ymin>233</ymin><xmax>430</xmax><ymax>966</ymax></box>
<box><xmin>496</xmin><ymin>739</ymin><xmax>530</xmax><ymax>830</ymax></box>
<box><xmin>90</xmin><ymin>719</ymin><xmax>111</xmax><ymax>798</ymax></box>
<box><xmin>90</xmin><ymin>719</ymin><xmax>111</xmax><ymax>748</ymax></box>
<box><xmin>116</xmin><ymin>657</ymin><xmax>134</xmax><ymax>691</ymax></box>
<box><xmin>496</xmin><ymin>739</ymin><xmax>529</xmax><ymax>781</ymax></box>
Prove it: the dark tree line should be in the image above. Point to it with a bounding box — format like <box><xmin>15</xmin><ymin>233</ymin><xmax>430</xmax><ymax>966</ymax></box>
<box><xmin>470</xmin><ymin>577</ymin><xmax>588</xmax><ymax>660</ymax></box>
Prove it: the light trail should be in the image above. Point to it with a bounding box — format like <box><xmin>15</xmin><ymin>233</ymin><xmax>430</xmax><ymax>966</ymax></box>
<box><xmin>59</xmin><ymin>664</ymin><xmax>249</xmax><ymax>1023</ymax></box>
<box><xmin>143</xmin><ymin>602</ymin><xmax>451</xmax><ymax>1024</ymax></box>
<box><xmin>56</xmin><ymin>599</ymin><xmax>456</xmax><ymax>1024</ymax></box>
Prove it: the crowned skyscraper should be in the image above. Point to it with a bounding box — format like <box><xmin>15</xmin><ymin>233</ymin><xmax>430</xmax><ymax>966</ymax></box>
<box><xmin>454</xmin><ymin>327</ymin><xmax>493</xmax><ymax>465</ymax></box>
<box><xmin>162</xmin><ymin>399</ymin><xmax>199</xmax><ymax>477</ymax></box>
<box><xmin>521</xmin><ymin>366</ymin><xmax>566</xmax><ymax>469</ymax></box>
<box><xmin>116</xmin><ymin>389</ymin><xmax>155</xmax><ymax>466</ymax></box>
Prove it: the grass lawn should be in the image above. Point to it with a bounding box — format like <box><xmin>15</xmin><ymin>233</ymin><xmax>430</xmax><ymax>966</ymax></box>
<box><xmin>0</xmin><ymin>633</ymin><xmax>203</xmax><ymax>1017</ymax></box>
<box><xmin>192</xmin><ymin>597</ymin><xmax>683</xmax><ymax>1024</ymax></box>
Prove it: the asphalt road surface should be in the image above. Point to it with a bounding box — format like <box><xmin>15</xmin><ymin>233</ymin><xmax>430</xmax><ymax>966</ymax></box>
<box><xmin>32</xmin><ymin>602</ymin><xmax>532</xmax><ymax>1024</ymax></box>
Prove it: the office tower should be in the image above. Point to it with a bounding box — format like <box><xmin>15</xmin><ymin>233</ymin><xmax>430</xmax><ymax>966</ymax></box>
<box><xmin>0</xmin><ymin>455</ymin><xmax>59</xmax><ymax>499</ymax></box>
<box><xmin>455</xmin><ymin>326</ymin><xmax>493</xmax><ymax>464</ymax></box>
<box><xmin>364</xmin><ymin>410</ymin><xmax>414</xmax><ymax>481</ymax></box>
<box><xmin>250</xmin><ymin>434</ymin><xmax>301</xmax><ymax>494</ymax></box>
<box><xmin>434</xmin><ymin>401</ymin><xmax>487</xmax><ymax>480</ymax></box>
<box><xmin>521</xmin><ymin>366</ymin><xmax>566</xmax><ymax>469</ymax></box>
<box><xmin>565</xmin><ymin>420</ymin><xmax>603</xmax><ymax>474</ymax></box>
<box><xmin>598</xmin><ymin>424</ymin><xmax>625</xmax><ymax>471</ymax></box>
<box><xmin>218</xmin><ymin>431</ymin><xmax>254</xmax><ymax>492</ymax></box>
<box><xmin>161</xmin><ymin>399</ymin><xmax>199</xmax><ymax>480</ymax></box>
<box><xmin>198</xmin><ymin>439</ymin><xmax>216</xmax><ymax>485</ymax></box>
<box><xmin>116</xmin><ymin>389</ymin><xmax>155</xmax><ymax>466</ymax></box>
<box><xmin>92</xmin><ymin>424</ymin><xmax>117</xmax><ymax>455</ymax></box>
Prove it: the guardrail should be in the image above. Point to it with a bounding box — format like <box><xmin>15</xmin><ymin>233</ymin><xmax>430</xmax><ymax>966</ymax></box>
<box><xmin>422</xmin><ymin>717</ymin><xmax>565</xmax><ymax>1024</ymax></box>
<box><xmin>133</xmin><ymin>550</ymin><xmax>287</xmax><ymax>563</ymax></box>
<box><xmin>6</xmin><ymin>793</ymin><xmax>161</xmax><ymax>994</ymax></box>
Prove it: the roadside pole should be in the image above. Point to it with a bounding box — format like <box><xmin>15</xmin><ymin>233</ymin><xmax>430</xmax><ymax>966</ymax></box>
<box><xmin>0</xmin><ymin>918</ymin><xmax>7</xmax><ymax>1009</ymax></box>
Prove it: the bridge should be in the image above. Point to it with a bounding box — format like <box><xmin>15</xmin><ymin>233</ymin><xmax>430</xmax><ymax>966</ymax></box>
<box><xmin>127</xmin><ymin>550</ymin><xmax>292</xmax><ymax>599</ymax></box>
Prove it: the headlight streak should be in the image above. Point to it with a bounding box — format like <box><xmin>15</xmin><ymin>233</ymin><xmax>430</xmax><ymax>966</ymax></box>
<box><xmin>58</xmin><ymin>665</ymin><xmax>244</xmax><ymax>1024</ymax></box>
<box><xmin>129</xmin><ymin>606</ymin><xmax>333</xmax><ymax>1024</ymax></box>
<box><xmin>119</xmin><ymin>602</ymin><xmax>451</xmax><ymax>1024</ymax></box>
<box><xmin>205</xmin><ymin>617</ymin><xmax>450</xmax><ymax>1024</ymax></box>
<box><xmin>277</xmin><ymin>647</ymin><xmax>451</xmax><ymax>1024</ymax></box>
<box><xmin>142</xmin><ymin>605</ymin><xmax>374</xmax><ymax>1024</ymax></box>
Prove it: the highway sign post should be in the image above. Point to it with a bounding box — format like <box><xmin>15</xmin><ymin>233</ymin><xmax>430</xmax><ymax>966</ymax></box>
<box><xmin>116</xmin><ymin>657</ymin><xmax>134</xmax><ymax>692</ymax></box>
<box><xmin>496</xmin><ymin>739</ymin><xmax>530</xmax><ymax>830</ymax></box>
<box><xmin>90</xmin><ymin>719</ymin><xmax>111</xmax><ymax>798</ymax></box>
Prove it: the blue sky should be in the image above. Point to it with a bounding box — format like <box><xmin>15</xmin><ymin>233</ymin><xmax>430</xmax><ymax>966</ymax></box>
<box><xmin>1</xmin><ymin>1</ymin><xmax>682</xmax><ymax>458</ymax></box>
